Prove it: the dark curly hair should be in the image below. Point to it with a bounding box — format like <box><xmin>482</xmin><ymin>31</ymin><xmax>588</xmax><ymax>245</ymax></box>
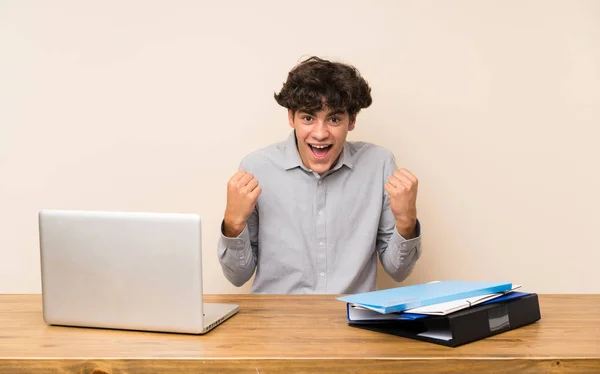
<box><xmin>274</xmin><ymin>56</ymin><xmax>372</xmax><ymax>117</ymax></box>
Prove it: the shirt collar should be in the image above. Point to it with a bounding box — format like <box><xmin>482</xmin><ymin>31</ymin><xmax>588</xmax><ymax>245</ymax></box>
<box><xmin>283</xmin><ymin>130</ymin><xmax>354</xmax><ymax>172</ymax></box>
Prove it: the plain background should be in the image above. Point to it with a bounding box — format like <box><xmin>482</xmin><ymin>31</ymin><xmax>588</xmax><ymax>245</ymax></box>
<box><xmin>1</xmin><ymin>0</ymin><xmax>598</xmax><ymax>294</ymax></box>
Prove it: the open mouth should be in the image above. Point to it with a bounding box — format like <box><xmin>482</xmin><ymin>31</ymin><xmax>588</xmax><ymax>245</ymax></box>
<box><xmin>309</xmin><ymin>144</ymin><xmax>332</xmax><ymax>159</ymax></box>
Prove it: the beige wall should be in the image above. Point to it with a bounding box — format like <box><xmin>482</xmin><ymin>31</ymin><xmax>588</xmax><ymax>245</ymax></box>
<box><xmin>1</xmin><ymin>1</ymin><xmax>598</xmax><ymax>294</ymax></box>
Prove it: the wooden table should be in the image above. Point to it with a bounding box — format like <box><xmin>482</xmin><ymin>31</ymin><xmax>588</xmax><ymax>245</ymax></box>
<box><xmin>1</xmin><ymin>294</ymin><xmax>599</xmax><ymax>373</ymax></box>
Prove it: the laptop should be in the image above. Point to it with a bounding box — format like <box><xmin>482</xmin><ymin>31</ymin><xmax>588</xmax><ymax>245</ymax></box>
<box><xmin>38</xmin><ymin>209</ymin><xmax>239</xmax><ymax>334</ymax></box>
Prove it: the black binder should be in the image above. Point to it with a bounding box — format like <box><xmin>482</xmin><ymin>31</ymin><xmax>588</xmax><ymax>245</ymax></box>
<box><xmin>350</xmin><ymin>293</ymin><xmax>541</xmax><ymax>347</ymax></box>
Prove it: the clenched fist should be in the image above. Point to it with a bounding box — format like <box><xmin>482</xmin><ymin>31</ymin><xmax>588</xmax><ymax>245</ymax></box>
<box><xmin>223</xmin><ymin>171</ymin><xmax>262</xmax><ymax>237</ymax></box>
<box><xmin>384</xmin><ymin>168</ymin><xmax>418</xmax><ymax>239</ymax></box>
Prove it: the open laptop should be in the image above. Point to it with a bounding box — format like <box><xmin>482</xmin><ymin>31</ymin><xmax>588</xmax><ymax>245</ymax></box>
<box><xmin>38</xmin><ymin>209</ymin><xmax>239</xmax><ymax>334</ymax></box>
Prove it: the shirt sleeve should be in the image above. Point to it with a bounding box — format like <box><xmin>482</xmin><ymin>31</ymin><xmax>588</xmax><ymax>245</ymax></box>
<box><xmin>217</xmin><ymin>207</ymin><xmax>259</xmax><ymax>287</ymax></box>
<box><xmin>376</xmin><ymin>154</ymin><xmax>422</xmax><ymax>282</ymax></box>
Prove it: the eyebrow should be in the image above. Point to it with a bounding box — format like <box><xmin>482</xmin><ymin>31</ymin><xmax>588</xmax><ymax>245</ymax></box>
<box><xmin>298</xmin><ymin>109</ymin><xmax>345</xmax><ymax>117</ymax></box>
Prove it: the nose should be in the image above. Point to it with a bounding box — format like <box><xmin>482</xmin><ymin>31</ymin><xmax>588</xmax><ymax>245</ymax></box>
<box><xmin>312</xmin><ymin>120</ymin><xmax>329</xmax><ymax>141</ymax></box>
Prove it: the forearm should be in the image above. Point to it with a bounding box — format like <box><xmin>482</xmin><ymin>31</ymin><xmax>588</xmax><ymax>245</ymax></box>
<box><xmin>217</xmin><ymin>223</ymin><xmax>256</xmax><ymax>287</ymax></box>
<box><xmin>380</xmin><ymin>221</ymin><xmax>422</xmax><ymax>282</ymax></box>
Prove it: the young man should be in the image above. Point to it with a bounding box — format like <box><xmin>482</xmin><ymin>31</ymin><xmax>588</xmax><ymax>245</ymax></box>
<box><xmin>217</xmin><ymin>56</ymin><xmax>422</xmax><ymax>294</ymax></box>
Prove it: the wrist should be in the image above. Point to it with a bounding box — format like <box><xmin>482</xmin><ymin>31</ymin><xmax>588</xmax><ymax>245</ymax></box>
<box><xmin>223</xmin><ymin>216</ymin><xmax>246</xmax><ymax>238</ymax></box>
<box><xmin>395</xmin><ymin>218</ymin><xmax>417</xmax><ymax>239</ymax></box>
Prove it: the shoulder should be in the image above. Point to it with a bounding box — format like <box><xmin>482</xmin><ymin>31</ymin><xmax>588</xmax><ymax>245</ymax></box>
<box><xmin>347</xmin><ymin>141</ymin><xmax>398</xmax><ymax>181</ymax></box>
<box><xmin>238</xmin><ymin>139</ymin><xmax>287</xmax><ymax>173</ymax></box>
<box><xmin>347</xmin><ymin>141</ymin><xmax>396</xmax><ymax>165</ymax></box>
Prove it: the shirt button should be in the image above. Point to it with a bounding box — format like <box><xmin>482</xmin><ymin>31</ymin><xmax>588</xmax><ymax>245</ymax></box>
<box><xmin>236</xmin><ymin>239</ymin><xmax>243</xmax><ymax>245</ymax></box>
<box><xmin>319</xmin><ymin>242</ymin><xmax>325</xmax><ymax>247</ymax></box>
<box><xmin>317</xmin><ymin>180</ymin><xmax>322</xmax><ymax>184</ymax></box>
<box><xmin>320</xmin><ymin>272</ymin><xmax>325</xmax><ymax>277</ymax></box>
<box><xmin>318</xmin><ymin>210</ymin><xmax>324</xmax><ymax>216</ymax></box>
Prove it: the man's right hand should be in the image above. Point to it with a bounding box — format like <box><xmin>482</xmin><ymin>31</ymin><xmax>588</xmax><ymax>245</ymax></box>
<box><xmin>223</xmin><ymin>170</ymin><xmax>262</xmax><ymax>237</ymax></box>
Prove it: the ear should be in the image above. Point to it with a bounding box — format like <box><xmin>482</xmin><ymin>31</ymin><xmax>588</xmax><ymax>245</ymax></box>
<box><xmin>348</xmin><ymin>115</ymin><xmax>356</xmax><ymax>131</ymax></box>
<box><xmin>288</xmin><ymin>109</ymin><xmax>295</xmax><ymax>128</ymax></box>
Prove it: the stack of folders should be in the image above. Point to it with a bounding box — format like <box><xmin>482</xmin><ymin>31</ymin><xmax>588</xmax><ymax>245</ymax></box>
<box><xmin>337</xmin><ymin>281</ymin><xmax>541</xmax><ymax>347</ymax></box>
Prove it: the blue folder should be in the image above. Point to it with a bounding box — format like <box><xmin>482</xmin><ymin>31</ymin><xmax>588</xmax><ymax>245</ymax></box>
<box><xmin>337</xmin><ymin>280</ymin><xmax>513</xmax><ymax>314</ymax></box>
<box><xmin>346</xmin><ymin>292</ymin><xmax>531</xmax><ymax>323</ymax></box>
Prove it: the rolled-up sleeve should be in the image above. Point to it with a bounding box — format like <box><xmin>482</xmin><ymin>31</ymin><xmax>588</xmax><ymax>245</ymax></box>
<box><xmin>379</xmin><ymin>219</ymin><xmax>422</xmax><ymax>281</ymax></box>
<box><xmin>217</xmin><ymin>208</ymin><xmax>259</xmax><ymax>287</ymax></box>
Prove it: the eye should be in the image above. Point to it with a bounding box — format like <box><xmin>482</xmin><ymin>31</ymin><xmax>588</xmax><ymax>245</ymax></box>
<box><xmin>330</xmin><ymin>117</ymin><xmax>340</xmax><ymax>124</ymax></box>
<box><xmin>302</xmin><ymin>115</ymin><xmax>313</xmax><ymax>122</ymax></box>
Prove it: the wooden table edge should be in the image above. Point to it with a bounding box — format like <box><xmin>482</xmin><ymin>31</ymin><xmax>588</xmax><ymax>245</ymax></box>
<box><xmin>1</xmin><ymin>357</ymin><xmax>597</xmax><ymax>373</ymax></box>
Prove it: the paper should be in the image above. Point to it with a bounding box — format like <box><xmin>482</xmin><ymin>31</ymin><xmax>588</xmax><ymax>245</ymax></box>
<box><xmin>417</xmin><ymin>329</ymin><xmax>453</xmax><ymax>341</ymax></box>
<box><xmin>404</xmin><ymin>285</ymin><xmax>522</xmax><ymax>315</ymax></box>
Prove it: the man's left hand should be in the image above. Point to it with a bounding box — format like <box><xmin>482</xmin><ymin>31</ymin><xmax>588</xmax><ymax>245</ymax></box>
<box><xmin>384</xmin><ymin>168</ymin><xmax>418</xmax><ymax>239</ymax></box>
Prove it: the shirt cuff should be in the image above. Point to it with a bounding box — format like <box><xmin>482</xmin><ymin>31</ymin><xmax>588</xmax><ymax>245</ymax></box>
<box><xmin>220</xmin><ymin>220</ymin><xmax>250</xmax><ymax>250</ymax></box>
<box><xmin>391</xmin><ymin>219</ymin><xmax>422</xmax><ymax>269</ymax></box>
